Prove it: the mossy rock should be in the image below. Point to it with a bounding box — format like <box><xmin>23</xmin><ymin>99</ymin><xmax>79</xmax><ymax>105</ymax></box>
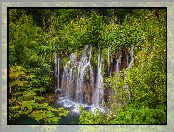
<box><xmin>44</xmin><ymin>93</ymin><xmax>57</xmax><ymax>103</ymax></box>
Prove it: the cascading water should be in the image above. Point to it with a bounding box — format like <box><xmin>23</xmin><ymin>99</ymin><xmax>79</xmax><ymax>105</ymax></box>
<box><xmin>55</xmin><ymin>44</ymin><xmax>135</xmax><ymax>114</ymax></box>
<box><xmin>58</xmin><ymin>45</ymin><xmax>104</xmax><ymax>113</ymax></box>
<box><xmin>116</xmin><ymin>52</ymin><xmax>121</xmax><ymax>83</ymax></box>
<box><xmin>93</xmin><ymin>47</ymin><xmax>104</xmax><ymax>107</ymax></box>
<box><xmin>76</xmin><ymin>45</ymin><xmax>94</xmax><ymax>104</ymax></box>
<box><xmin>124</xmin><ymin>45</ymin><xmax>134</xmax><ymax>101</ymax></box>
<box><xmin>55</xmin><ymin>53</ymin><xmax>57</xmax><ymax>90</ymax></box>
<box><xmin>108</xmin><ymin>46</ymin><xmax>110</xmax><ymax>76</ymax></box>
<box><xmin>55</xmin><ymin>53</ymin><xmax>61</xmax><ymax>93</ymax></box>
<box><xmin>128</xmin><ymin>45</ymin><xmax>134</xmax><ymax>68</ymax></box>
<box><xmin>116</xmin><ymin>55</ymin><xmax>121</xmax><ymax>75</ymax></box>
<box><xmin>57</xmin><ymin>57</ymin><xmax>60</xmax><ymax>90</ymax></box>
<box><xmin>61</xmin><ymin>53</ymin><xmax>77</xmax><ymax>98</ymax></box>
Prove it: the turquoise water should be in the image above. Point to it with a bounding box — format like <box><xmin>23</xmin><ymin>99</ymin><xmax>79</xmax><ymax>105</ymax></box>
<box><xmin>11</xmin><ymin>111</ymin><xmax>80</xmax><ymax>125</ymax></box>
<box><xmin>11</xmin><ymin>101</ymin><xmax>80</xmax><ymax>125</ymax></box>
<box><xmin>10</xmin><ymin>114</ymin><xmax>44</xmax><ymax>124</ymax></box>
<box><xmin>50</xmin><ymin>101</ymin><xmax>80</xmax><ymax>124</ymax></box>
<box><xmin>58</xmin><ymin>111</ymin><xmax>80</xmax><ymax>124</ymax></box>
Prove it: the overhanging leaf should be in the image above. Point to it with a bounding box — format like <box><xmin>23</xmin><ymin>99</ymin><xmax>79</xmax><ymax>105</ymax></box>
<box><xmin>9</xmin><ymin>80</ymin><xmax>28</xmax><ymax>88</ymax></box>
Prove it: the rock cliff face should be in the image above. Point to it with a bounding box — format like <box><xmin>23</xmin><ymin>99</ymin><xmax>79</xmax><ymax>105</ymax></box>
<box><xmin>84</xmin><ymin>80</ymin><xmax>92</xmax><ymax>105</ymax></box>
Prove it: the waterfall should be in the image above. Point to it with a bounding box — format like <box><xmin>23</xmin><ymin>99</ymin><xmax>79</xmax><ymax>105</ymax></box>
<box><xmin>76</xmin><ymin>45</ymin><xmax>89</xmax><ymax>103</ymax></box>
<box><xmin>55</xmin><ymin>44</ymin><xmax>136</xmax><ymax>113</ymax></box>
<box><xmin>62</xmin><ymin>53</ymin><xmax>77</xmax><ymax>99</ymax></box>
<box><xmin>76</xmin><ymin>45</ymin><xmax>94</xmax><ymax>104</ymax></box>
<box><xmin>116</xmin><ymin>56</ymin><xmax>121</xmax><ymax>75</ymax></box>
<box><xmin>55</xmin><ymin>52</ymin><xmax>61</xmax><ymax>93</ymax></box>
<box><xmin>124</xmin><ymin>45</ymin><xmax>134</xmax><ymax>101</ymax></box>
<box><xmin>94</xmin><ymin>47</ymin><xmax>104</xmax><ymax>107</ymax></box>
<box><xmin>55</xmin><ymin>53</ymin><xmax>58</xmax><ymax>90</ymax></box>
<box><xmin>116</xmin><ymin>52</ymin><xmax>121</xmax><ymax>83</ymax></box>
<box><xmin>57</xmin><ymin>45</ymin><xmax>106</xmax><ymax>113</ymax></box>
<box><xmin>128</xmin><ymin>45</ymin><xmax>134</xmax><ymax>68</ymax></box>
<box><xmin>108</xmin><ymin>46</ymin><xmax>110</xmax><ymax>76</ymax></box>
<box><xmin>57</xmin><ymin>57</ymin><xmax>60</xmax><ymax>90</ymax></box>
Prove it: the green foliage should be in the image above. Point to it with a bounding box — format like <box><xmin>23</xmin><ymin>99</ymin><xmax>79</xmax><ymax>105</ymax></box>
<box><xmin>9</xmin><ymin>14</ymin><xmax>42</xmax><ymax>66</ymax></box>
<box><xmin>79</xmin><ymin>9</ymin><xmax>166</xmax><ymax>125</ymax></box>
<box><xmin>9</xmin><ymin>11</ymin><xmax>52</xmax><ymax>93</ymax></box>
<box><xmin>9</xmin><ymin>66</ymin><xmax>69</xmax><ymax>124</ymax></box>
<box><xmin>104</xmin><ymin>70</ymin><xmax>130</xmax><ymax>112</ymax></box>
<box><xmin>79</xmin><ymin>105</ymin><xmax>105</xmax><ymax>124</ymax></box>
<box><xmin>9</xmin><ymin>8</ymin><xmax>166</xmax><ymax>125</ymax></box>
<box><xmin>79</xmin><ymin>102</ymin><xmax>166</xmax><ymax>124</ymax></box>
<box><xmin>110</xmin><ymin>102</ymin><xmax>166</xmax><ymax>124</ymax></box>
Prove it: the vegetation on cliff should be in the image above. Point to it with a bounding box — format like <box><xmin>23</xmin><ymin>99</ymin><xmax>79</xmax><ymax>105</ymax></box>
<box><xmin>8</xmin><ymin>8</ymin><xmax>166</xmax><ymax>124</ymax></box>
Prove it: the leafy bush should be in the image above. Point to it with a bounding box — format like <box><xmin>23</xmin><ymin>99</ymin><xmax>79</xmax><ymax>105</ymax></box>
<box><xmin>9</xmin><ymin>66</ymin><xmax>69</xmax><ymax>124</ymax></box>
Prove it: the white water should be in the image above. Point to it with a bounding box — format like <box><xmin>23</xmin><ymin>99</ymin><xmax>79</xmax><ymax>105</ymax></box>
<box><xmin>57</xmin><ymin>57</ymin><xmax>60</xmax><ymax>90</ymax></box>
<box><xmin>94</xmin><ymin>47</ymin><xmax>104</xmax><ymax>107</ymax></box>
<box><xmin>54</xmin><ymin>53</ymin><xmax>58</xmax><ymax>90</ymax></box>
<box><xmin>116</xmin><ymin>52</ymin><xmax>121</xmax><ymax>83</ymax></box>
<box><xmin>58</xmin><ymin>97</ymin><xmax>105</xmax><ymax>114</ymax></box>
<box><xmin>108</xmin><ymin>46</ymin><xmax>110</xmax><ymax>76</ymax></box>
<box><xmin>55</xmin><ymin>53</ymin><xmax>57</xmax><ymax>90</ymax></box>
<box><xmin>56</xmin><ymin>45</ymin><xmax>134</xmax><ymax>113</ymax></box>
<box><xmin>62</xmin><ymin>53</ymin><xmax>77</xmax><ymax>98</ymax></box>
<box><xmin>128</xmin><ymin>45</ymin><xmax>134</xmax><ymax>69</ymax></box>
<box><xmin>55</xmin><ymin>52</ymin><xmax>61</xmax><ymax>92</ymax></box>
<box><xmin>125</xmin><ymin>45</ymin><xmax>134</xmax><ymax>101</ymax></box>
<box><xmin>59</xmin><ymin>45</ymin><xmax>105</xmax><ymax>113</ymax></box>
<box><xmin>116</xmin><ymin>55</ymin><xmax>121</xmax><ymax>75</ymax></box>
<box><xmin>76</xmin><ymin>45</ymin><xmax>94</xmax><ymax>104</ymax></box>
